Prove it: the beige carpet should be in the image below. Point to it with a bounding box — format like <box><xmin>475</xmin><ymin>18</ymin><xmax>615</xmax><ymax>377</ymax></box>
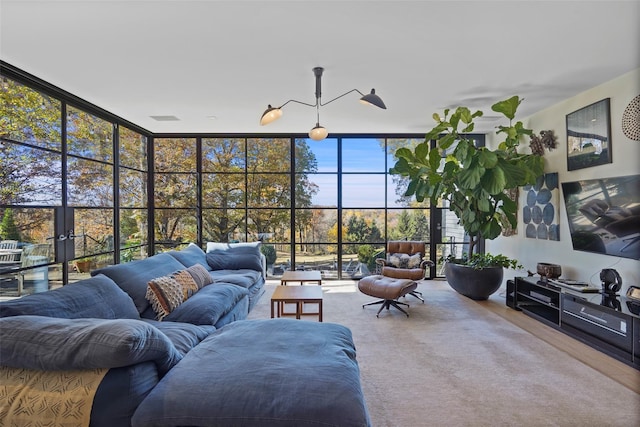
<box><xmin>248</xmin><ymin>280</ymin><xmax>639</xmax><ymax>427</ymax></box>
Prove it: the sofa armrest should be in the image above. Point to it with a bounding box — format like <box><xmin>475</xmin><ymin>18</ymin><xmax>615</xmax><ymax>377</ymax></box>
<box><xmin>375</xmin><ymin>258</ymin><xmax>390</xmax><ymax>267</ymax></box>
<box><xmin>0</xmin><ymin>316</ymin><xmax>182</xmax><ymax>376</ymax></box>
<box><xmin>420</xmin><ymin>259</ymin><xmax>435</xmax><ymax>269</ymax></box>
<box><xmin>260</xmin><ymin>253</ymin><xmax>267</xmax><ymax>280</ymax></box>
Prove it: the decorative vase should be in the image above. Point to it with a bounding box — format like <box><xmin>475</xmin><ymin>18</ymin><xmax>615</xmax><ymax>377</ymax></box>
<box><xmin>536</xmin><ymin>262</ymin><xmax>561</xmax><ymax>279</ymax></box>
<box><xmin>444</xmin><ymin>262</ymin><xmax>504</xmax><ymax>300</ymax></box>
<box><xmin>74</xmin><ymin>260</ymin><xmax>92</xmax><ymax>273</ymax></box>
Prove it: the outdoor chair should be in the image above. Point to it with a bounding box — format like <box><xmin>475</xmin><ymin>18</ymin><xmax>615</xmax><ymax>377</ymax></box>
<box><xmin>0</xmin><ymin>240</ymin><xmax>18</xmax><ymax>250</ymax></box>
<box><xmin>375</xmin><ymin>241</ymin><xmax>434</xmax><ymax>302</ymax></box>
<box><xmin>0</xmin><ymin>240</ymin><xmax>21</xmax><ymax>271</ymax></box>
<box><xmin>16</xmin><ymin>243</ymin><xmax>51</xmax><ymax>295</ymax></box>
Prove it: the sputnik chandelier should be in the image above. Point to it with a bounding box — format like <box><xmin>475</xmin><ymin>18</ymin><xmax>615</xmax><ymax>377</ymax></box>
<box><xmin>259</xmin><ymin>67</ymin><xmax>386</xmax><ymax>141</ymax></box>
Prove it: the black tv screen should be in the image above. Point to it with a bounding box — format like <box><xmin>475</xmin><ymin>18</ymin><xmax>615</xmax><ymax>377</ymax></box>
<box><xmin>561</xmin><ymin>174</ymin><xmax>640</xmax><ymax>260</ymax></box>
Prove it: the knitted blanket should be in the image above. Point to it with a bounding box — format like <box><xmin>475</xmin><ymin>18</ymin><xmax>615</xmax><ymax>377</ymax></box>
<box><xmin>0</xmin><ymin>366</ymin><xmax>108</xmax><ymax>426</ymax></box>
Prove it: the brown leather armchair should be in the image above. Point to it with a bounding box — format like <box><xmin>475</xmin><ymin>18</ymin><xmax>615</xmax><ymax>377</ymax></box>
<box><xmin>375</xmin><ymin>241</ymin><xmax>434</xmax><ymax>302</ymax></box>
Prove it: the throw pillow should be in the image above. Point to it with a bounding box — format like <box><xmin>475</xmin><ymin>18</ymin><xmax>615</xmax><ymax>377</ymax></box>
<box><xmin>206</xmin><ymin>241</ymin><xmax>261</xmax><ymax>253</ymax></box>
<box><xmin>206</xmin><ymin>249</ymin><xmax>263</xmax><ymax>272</ymax></box>
<box><xmin>185</xmin><ymin>263</ymin><xmax>214</xmax><ymax>289</ymax></box>
<box><xmin>146</xmin><ymin>276</ymin><xmax>184</xmax><ymax>321</ymax></box>
<box><xmin>388</xmin><ymin>253</ymin><xmax>410</xmax><ymax>268</ymax></box>
<box><xmin>407</xmin><ymin>253</ymin><xmax>422</xmax><ymax>269</ymax></box>
<box><xmin>170</xmin><ymin>269</ymin><xmax>200</xmax><ymax>300</ymax></box>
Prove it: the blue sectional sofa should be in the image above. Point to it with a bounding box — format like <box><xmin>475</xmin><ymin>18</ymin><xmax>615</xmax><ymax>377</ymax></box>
<box><xmin>0</xmin><ymin>244</ymin><xmax>371</xmax><ymax>427</ymax></box>
<box><xmin>91</xmin><ymin>243</ymin><xmax>265</xmax><ymax>327</ymax></box>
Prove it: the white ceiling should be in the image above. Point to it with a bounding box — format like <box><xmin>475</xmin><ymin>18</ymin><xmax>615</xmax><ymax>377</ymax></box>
<box><xmin>1</xmin><ymin>0</ymin><xmax>639</xmax><ymax>135</ymax></box>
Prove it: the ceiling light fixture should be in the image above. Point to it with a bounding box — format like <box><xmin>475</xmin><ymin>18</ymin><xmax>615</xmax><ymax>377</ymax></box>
<box><xmin>259</xmin><ymin>67</ymin><xmax>386</xmax><ymax>141</ymax></box>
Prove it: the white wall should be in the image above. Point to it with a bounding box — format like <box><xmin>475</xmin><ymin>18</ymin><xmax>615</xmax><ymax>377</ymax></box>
<box><xmin>487</xmin><ymin>68</ymin><xmax>640</xmax><ymax>292</ymax></box>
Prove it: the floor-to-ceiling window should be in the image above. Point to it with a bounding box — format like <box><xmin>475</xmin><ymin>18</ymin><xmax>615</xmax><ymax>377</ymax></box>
<box><xmin>118</xmin><ymin>125</ymin><xmax>149</xmax><ymax>262</ymax></box>
<box><xmin>66</xmin><ymin>106</ymin><xmax>115</xmax><ymax>272</ymax></box>
<box><xmin>294</xmin><ymin>138</ymin><xmax>337</xmax><ymax>276</ymax></box>
<box><xmin>0</xmin><ymin>77</ymin><xmax>62</xmax><ymax>295</ymax></box>
<box><xmin>1</xmin><ymin>68</ymin><xmax>150</xmax><ymax>296</ymax></box>
<box><xmin>153</xmin><ymin>137</ymin><xmax>198</xmax><ymax>253</ymax></box>
<box><xmin>1</xmin><ymin>62</ymin><xmax>479</xmax><ymax>294</ymax></box>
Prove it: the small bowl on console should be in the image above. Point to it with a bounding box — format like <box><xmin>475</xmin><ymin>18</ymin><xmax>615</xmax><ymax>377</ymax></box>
<box><xmin>537</xmin><ymin>262</ymin><xmax>562</xmax><ymax>279</ymax></box>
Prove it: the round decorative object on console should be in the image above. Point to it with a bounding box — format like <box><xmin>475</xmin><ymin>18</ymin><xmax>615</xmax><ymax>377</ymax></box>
<box><xmin>622</xmin><ymin>94</ymin><xmax>640</xmax><ymax>141</ymax></box>
<box><xmin>536</xmin><ymin>262</ymin><xmax>562</xmax><ymax>279</ymax></box>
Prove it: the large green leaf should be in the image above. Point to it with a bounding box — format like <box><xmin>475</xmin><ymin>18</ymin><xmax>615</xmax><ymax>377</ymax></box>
<box><xmin>477</xmin><ymin>196</ymin><xmax>491</xmax><ymax>212</ymax></box>
<box><xmin>480</xmin><ymin>166</ymin><xmax>506</xmax><ymax>194</ymax></box>
<box><xmin>415</xmin><ymin>142</ymin><xmax>429</xmax><ymax>161</ymax></box>
<box><xmin>497</xmin><ymin>157</ymin><xmax>527</xmax><ymax>186</ymax></box>
<box><xmin>424</xmin><ymin>121</ymin><xmax>448</xmax><ymax>141</ymax></box>
<box><xmin>477</xmin><ymin>149</ymin><xmax>498</xmax><ymax>168</ymax></box>
<box><xmin>438</xmin><ymin>133</ymin><xmax>457</xmax><ymax>150</ymax></box>
<box><xmin>389</xmin><ymin>157</ymin><xmax>410</xmax><ymax>175</ymax></box>
<box><xmin>458</xmin><ymin>162</ymin><xmax>484</xmax><ymax>189</ymax></box>
<box><xmin>415</xmin><ymin>178</ymin><xmax>427</xmax><ymax>201</ymax></box>
<box><xmin>481</xmin><ymin>218</ymin><xmax>503</xmax><ymax>240</ymax></box>
<box><xmin>454</xmin><ymin>140</ymin><xmax>469</xmax><ymax>164</ymax></box>
<box><xmin>405</xmin><ymin>178</ymin><xmax>418</xmax><ymax>196</ymax></box>
<box><xmin>428</xmin><ymin>147</ymin><xmax>441</xmax><ymax>170</ymax></box>
<box><xmin>491</xmin><ymin>96</ymin><xmax>521</xmax><ymax>121</ymax></box>
<box><xmin>459</xmin><ymin>107</ymin><xmax>471</xmax><ymax>124</ymax></box>
<box><xmin>394</xmin><ymin>147</ymin><xmax>413</xmax><ymax>160</ymax></box>
<box><xmin>450</xmin><ymin>111</ymin><xmax>460</xmax><ymax>131</ymax></box>
<box><xmin>500</xmin><ymin>193</ymin><xmax>517</xmax><ymax>214</ymax></box>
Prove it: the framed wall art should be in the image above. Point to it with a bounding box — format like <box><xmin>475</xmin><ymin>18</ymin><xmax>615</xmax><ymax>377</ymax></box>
<box><xmin>566</xmin><ymin>98</ymin><xmax>611</xmax><ymax>171</ymax></box>
<box><xmin>522</xmin><ymin>172</ymin><xmax>560</xmax><ymax>241</ymax></box>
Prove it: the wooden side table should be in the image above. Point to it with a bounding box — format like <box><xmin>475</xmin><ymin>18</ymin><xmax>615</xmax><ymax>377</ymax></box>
<box><xmin>271</xmin><ymin>285</ymin><xmax>323</xmax><ymax>322</ymax></box>
<box><xmin>280</xmin><ymin>270</ymin><xmax>322</xmax><ymax>286</ymax></box>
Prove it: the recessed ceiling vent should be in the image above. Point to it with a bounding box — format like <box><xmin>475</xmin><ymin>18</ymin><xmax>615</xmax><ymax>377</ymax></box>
<box><xmin>476</xmin><ymin>116</ymin><xmax>502</xmax><ymax>121</ymax></box>
<box><xmin>150</xmin><ymin>115</ymin><xmax>180</xmax><ymax>121</ymax></box>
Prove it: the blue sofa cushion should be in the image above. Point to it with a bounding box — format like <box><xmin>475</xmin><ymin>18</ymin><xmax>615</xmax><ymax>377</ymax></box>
<box><xmin>131</xmin><ymin>319</ymin><xmax>371</xmax><ymax>427</ymax></box>
<box><xmin>92</xmin><ymin>253</ymin><xmax>186</xmax><ymax>315</ymax></box>
<box><xmin>209</xmin><ymin>269</ymin><xmax>261</xmax><ymax>289</ymax></box>
<box><xmin>209</xmin><ymin>295</ymin><xmax>249</xmax><ymax>329</ymax></box>
<box><xmin>206</xmin><ymin>248</ymin><xmax>263</xmax><ymax>273</ymax></box>
<box><xmin>142</xmin><ymin>320</ymin><xmax>216</xmax><ymax>356</ymax></box>
<box><xmin>0</xmin><ymin>274</ymin><xmax>139</xmax><ymax>320</ymax></box>
<box><xmin>167</xmin><ymin>243</ymin><xmax>212</xmax><ymax>271</ymax></box>
<box><xmin>0</xmin><ymin>316</ymin><xmax>182</xmax><ymax>376</ymax></box>
<box><xmin>163</xmin><ymin>283</ymin><xmax>248</xmax><ymax>326</ymax></box>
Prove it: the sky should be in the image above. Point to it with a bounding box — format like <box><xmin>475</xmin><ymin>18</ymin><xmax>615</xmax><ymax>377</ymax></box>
<box><xmin>303</xmin><ymin>137</ymin><xmax>406</xmax><ymax>207</ymax></box>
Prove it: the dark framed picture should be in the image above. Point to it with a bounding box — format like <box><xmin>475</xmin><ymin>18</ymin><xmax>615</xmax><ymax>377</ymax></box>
<box><xmin>566</xmin><ymin>98</ymin><xmax>611</xmax><ymax>171</ymax></box>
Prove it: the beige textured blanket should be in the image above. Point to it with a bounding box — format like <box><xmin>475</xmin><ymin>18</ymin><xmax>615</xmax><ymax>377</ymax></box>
<box><xmin>0</xmin><ymin>366</ymin><xmax>108</xmax><ymax>427</ymax></box>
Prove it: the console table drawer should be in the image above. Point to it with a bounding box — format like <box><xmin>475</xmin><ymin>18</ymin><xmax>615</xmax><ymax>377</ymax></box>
<box><xmin>562</xmin><ymin>294</ymin><xmax>632</xmax><ymax>352</ymax></box>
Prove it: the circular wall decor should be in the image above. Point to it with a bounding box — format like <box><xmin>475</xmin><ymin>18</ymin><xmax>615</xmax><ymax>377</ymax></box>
<box><xmin>622</xmin><ymin>94</ymin><xmax>640</xmax><ymax>141</ymax></box>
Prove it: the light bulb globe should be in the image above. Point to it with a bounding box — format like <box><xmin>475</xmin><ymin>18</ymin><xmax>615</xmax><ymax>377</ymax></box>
<box><xmin>309</xmin><ymin>124</ymin><xmax>328</xmax><ymax>141</ymax></box>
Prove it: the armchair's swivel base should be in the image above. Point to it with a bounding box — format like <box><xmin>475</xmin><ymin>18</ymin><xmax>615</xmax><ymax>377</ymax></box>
<box><xmin>407</xmin><ymin>290</ymin><xmax>424</xmax><ymax>303</ymax></box>
<box><xmin>358</xmin><ymin>275</ymin><xmax>417</xmax><ymax>318</ymax></box>
<box><xmin>362</xmin><ymin>298</ymin><xmax>411</xmax><ymax>317</ymax></box>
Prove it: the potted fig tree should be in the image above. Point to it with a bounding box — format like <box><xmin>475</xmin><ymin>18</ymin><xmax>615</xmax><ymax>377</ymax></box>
<box><xmin>390</xmin><ymin>96</ymin><xmax>545</xmax><ymax>299</ymax></box>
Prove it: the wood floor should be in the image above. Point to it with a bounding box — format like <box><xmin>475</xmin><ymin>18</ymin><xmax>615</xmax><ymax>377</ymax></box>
<box><xmin>481</xmin><ymin>297</ymin><xmax>640</xmax><ymax>394</ymax></box>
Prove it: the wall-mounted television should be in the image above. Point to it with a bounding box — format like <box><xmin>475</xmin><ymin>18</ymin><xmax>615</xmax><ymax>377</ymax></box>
<box><xmin>561</xmin><ymin>174</ymin><xmax>640</xmax><ymax>260</ymax></box>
